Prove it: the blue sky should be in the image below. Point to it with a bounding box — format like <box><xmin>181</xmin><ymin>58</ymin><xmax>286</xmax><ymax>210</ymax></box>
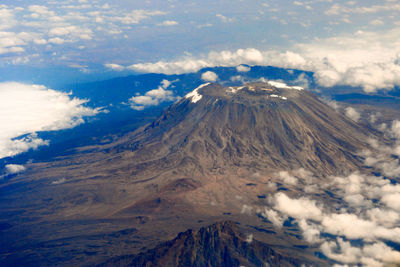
<box><xmin>1</xmin><ymin>0</ymin><xmax>400</xmax><ymax>90</ymax></box>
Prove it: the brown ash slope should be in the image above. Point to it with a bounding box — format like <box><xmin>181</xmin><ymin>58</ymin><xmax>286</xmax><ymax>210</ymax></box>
<box><xmin>109</xmin><ymin>82</ymin><xmax>374</xmax><ymax>178</ymax></box>
<box><xmin>99</xmin><ymin>221</ymin><xmax>313</xmax><ymax>267</ymax></box>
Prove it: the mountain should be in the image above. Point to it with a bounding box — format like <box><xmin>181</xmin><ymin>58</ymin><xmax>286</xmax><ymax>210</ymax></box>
<box><xmin>110</xmin><ymin>82</ymin><xmax>374</xmax><ymax>177</ymax></box>
<box><xmin>0</xmin><ymin>81</ymin><xmax>380</xmax><ymax>266</ymax></box>
<box><xmin>99</xmin><ymin>221</ymin><xmax>318</xmax><ymax>267</ymax></box>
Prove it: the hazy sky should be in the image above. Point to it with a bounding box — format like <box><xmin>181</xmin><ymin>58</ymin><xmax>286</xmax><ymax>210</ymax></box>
<box><xmin>1</xmin><ymin>0</ymin><xmax>400</xmax><ymax>89</ymax></box>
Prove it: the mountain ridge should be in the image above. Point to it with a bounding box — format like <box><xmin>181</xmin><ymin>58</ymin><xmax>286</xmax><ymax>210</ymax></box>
<box><xmin>98</xmin><ymin>220</ymin><xmax>321</xmax><ymax>267</ymax></box>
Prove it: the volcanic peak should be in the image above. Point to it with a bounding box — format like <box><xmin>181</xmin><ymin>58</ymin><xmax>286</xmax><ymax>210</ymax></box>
<box><xmin>183</xmin><ymin>81</ymin><xmax>303</xmax><ymax>106</ymax></box>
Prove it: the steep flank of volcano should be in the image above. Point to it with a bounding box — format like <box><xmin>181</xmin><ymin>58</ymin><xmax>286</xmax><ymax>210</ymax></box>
<box><xmin>111</xmin><ymin>82</ymin><xmax>375</xmax><ymax>177</ymax></box>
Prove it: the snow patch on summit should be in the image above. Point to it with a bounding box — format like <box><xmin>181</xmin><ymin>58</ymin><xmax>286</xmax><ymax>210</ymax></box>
<box><xmin>270</xmin><ymin>94</ymin><xmax>287</xmax><ymax>100</ymax></box>
<box><xmin>226</xmin><ymin>86</ymin><xmax>244</xmax><ymax>94</ymax></box>
<box><xmin>185</xmin><ymin>83</ymin><xmax>210</xmax><ymax>103</ymax></box>
<box><xmin>268</xmin><ymin>81</ymin><xmax>303</xmax><ymax>90</ymax></box>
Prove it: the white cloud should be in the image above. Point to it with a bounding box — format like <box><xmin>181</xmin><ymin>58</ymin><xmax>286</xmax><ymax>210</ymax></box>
<box><xmin>345</xmin><ymin>107</ymin><xmax>360</xmax><ymax>122</ymax></box>
<box><xmin>0</xmin><ymin>31</ymin><xmax>33</xmax><ymax>55</ymax></box>
<box><xmin>51</xmin><ymin>177</ymin><xmax>66</xmax><ymax>185</ymax></box>
<box><xmin>128</xmin><ymin>79</ymin><xmax>179</xmax><ymax>110</ymax></box>
<box><xmin>201</xmin><ymin>71</ymin><xmax>218</xmax><ymax>82</ymax></box>
<box><xmin>48</xmin><ymin>37</ymin><xmax>65</xmax><ymax>44</ymax></box>
<box><xmin>0</xmin><ymin>7</ymin><xmax>17</xmax><ymax>30</ymax></box>
<box><xmin>104</xmin><ymin>63</ymin><xmax>125</xmax><ymax>71</ymax></box>
<box><xmin>216</xmin><ymin>14</ymin><xmax>234</xmax><ymax>23</ymax></box>
<box><xmin>0</xmin><ymin>82</ymin><xmax>99</xmax><ymax>158</ymax></box>
<box><xmin>125</xmin><ymin>27</ymin><xmax>400</xmax><ymax>92</ymax></box>
<box><xmin>230</xmin><ymin>75</ymin><xmax>244</xmax><ymax>82</ymax></box>
<box><xmin>325</xmin><ymin>2</ymin><xmax>400</xmax><ymax>15</ymax></box>
<box><xmin>321</xmin><ymin>213</ymin><xmax>396</xmax><ymax>241</ymax></box>
<box><xmin>381</xmin><ymin>193</ymin><xmax>400</xmax><ymax>212</ymax></box>
<box><xmin>360</xmin><ymin>124</ymin><xmax>400</xmax><ymax>177</ymax></box>
<box><xmin>236</xmin><ymin>65</ymin><xmax>250</xmax><ymax>72</ymax></box>
<box><xmin>261</xmin><ymin>208</ymin><xmax>286</xmax><ymax>227</ymax></box>
<box><xmin>273</xmin><ymin>192</ymin><xmax>323</xmax><ymax>221</ymax></box>
<box><xmin>370</xmin><ymin>19</ymin><xmax>384</xmax><ymax>26</ymax></box>
<box><xmin>49</xmin><ymin>26</ymin><xmax>93</xmax><ymax>40</ymax></box>
<box><xmin>260</xmin><ymin>160</ymin><xmax>400</xmax><ymax>266</ymax></box>
<box><xmin>127</xmin><ymin>48</ymin><xmax>265</xmax><ymax>74</ymax></box>
<box><xmin>277</xmin><ymin>171</ymin><xmax>298</xmax><ymax>185</ymax></box>
<box><xmin>0</xmin><ymin>5</ymin><xmax>168</xmax><ymax>60</ymax></box>
<box><xmin>28</xmin><ymin>5</ymin><xmax>54</xmax><ymax>17</ymax></box>
<box><xmin>158</xmin><ymin>20</ymin><xmax>178</xmax><ymax>26</ymax></box>
<box><xmin>113</xmin><ymin>10</ymin><xmax>165</xmax><ymax>24</ymax></box>
<box><xmin>5</xmin><ymin>164</ymin><xmax>25</xmax><ymax>174</ymax></box>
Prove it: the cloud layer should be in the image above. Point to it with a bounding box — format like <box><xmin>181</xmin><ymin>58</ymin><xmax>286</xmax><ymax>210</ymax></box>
<box><xmin>261</xmin><ymin>170</ymin><xmax>400</xmax><ymax>266</ymax></box>
<box><xmin>0</xmin><ymin>82</ymin><xmax>99</xmax><ymax>158</ymax></box>
<box><xmin>252</xmin><ymin>119</ymin><xmax>400</xmax><ymax>266</ymax></box>
<box><xmin>108</xmin><ymin>27</ymin><xmax>400</xmax><ymax>93</ymax></box>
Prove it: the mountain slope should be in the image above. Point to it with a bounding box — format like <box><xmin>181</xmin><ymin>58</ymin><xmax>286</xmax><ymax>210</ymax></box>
<box><xmin>109</xmin><ymin>82</ymin><xmax>375</xmax><ymax>177</ymax></box>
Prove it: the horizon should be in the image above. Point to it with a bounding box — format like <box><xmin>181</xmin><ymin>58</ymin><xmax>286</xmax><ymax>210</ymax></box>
<box><xmin>0</xmin><ymin>0</ymin><xmax>399</xmax><ymax>91</ymax></box>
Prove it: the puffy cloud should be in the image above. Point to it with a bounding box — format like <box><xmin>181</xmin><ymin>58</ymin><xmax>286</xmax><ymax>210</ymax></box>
<box><xmin>230</xmin><ymin>75</ymin><xmax>243</xmax><ymax>82</ymax></box>
<box><xmin>273</xmin><ymin>192</ymin><xmax>323</xmax><ymax>221</ymax></box>
<box><xmin>128</xmin><ymin>79</ymin><xmax>180</xmax><ymax>110</ymax></box>
<box><xmin>0</xmin><ymin>7</ymin><xmax>17</xmax><ymax>30</ymax></box>
<box><xmin>113</xmin><ymin>10</ymin><xmax>166</xmax><ymax>24</ymax></box>
<box><xmin>5</xmin><ymin>164</ymin><xmax>25</xmax><ymax>174</ymax></box>
<box><xmin>236</xmin><ymin>65</ymin><xmax>250</xmax><ymax>72</ymax></box>
<box><xmin>261</xmin><ymin>208</ymin><xmax>286</xmax><ymax>227</ymax></box>
<box><xmin>361</xmin><ymin>123</ymin><xmax>400</xmax><ymax>177</ymax></box>
<box><xmin>104</xmin><ymin>63</ymin><xmax>125</xmax><ymax>71</ymax></box>
<box><xmin>321</xmin><ymin>239</ymin><xmax>400</xmax><ymax>266</ymax></box>
<box><xmin>158</xmin><ymin>20</ymin><xmax>178</xmax><ymax>26</ymax></box>
<box><xmin>381</xmin><ymin>193</ymin><xmax>400</xmax><ymax>212</ymax></box>
<box><xmin>49</xmin><ymin>26</ymin><xmax>93</xmax><ymax>40</ymax></box>
<box><xmin>321</xmin><ymin>213</ymin><xmax>397</xmax><ymax>241</ymax></box>
<box><xmin>28</xmin><ymin>5</ymin><xmax>54</xmax><ymax>16</ymax></box>
<box><xmin>260</xmin><ymin>154</ymin><xmax>400</xmax><ymax>266</ymax></box>
<box><xmin>0</xmin><ymin>31</ymin><xmax>33</xmax><ymax>55</ymax></box>
<box><xmin>0</xmin><ymin>82</ymin><xmax>100</xmax><ymax>158</ymax></box>
<box><xmin>240</xmin><ymin>204</ymin><xmax>253</xmax><ymax>214</ymax></box>
<box><xmin>128</xmin><ymin>48</ymin><xmax>266</xmax><ymax>75</ymax></box>
<box><xmin>48</xmin><ymin>37</ymin><xmax>65</xmax><ymax>44</ymax></box>
<box><xmin>277</xmin><ymin>171</ymin><xmax>298</xmax><ymax>185</ymax></box>
<box><xmin>298</xmin><ymin>219</ymin><xmax>322</xmax><ymax>243</ymax></box>
<box><xmin>201</xmin><ymin>71</ymin><xmax>218</xmax><ymax>82</ymax></box>
<box><xmin>345</xmin><ymin>107</ymin><xmax>360</xmax><ymax>122</ymax></box>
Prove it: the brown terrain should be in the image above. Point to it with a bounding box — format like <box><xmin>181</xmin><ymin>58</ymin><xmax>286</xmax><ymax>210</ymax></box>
<box><xmin>0</xmin><ymin>82</ymin><xmax>381</xmax><ymax>266</ymax></box>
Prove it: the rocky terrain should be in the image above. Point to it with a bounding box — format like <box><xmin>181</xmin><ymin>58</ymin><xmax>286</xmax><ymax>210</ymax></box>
<box><xmin>99</xmin><ymin>221</ymin><xmax>319</xmax><ymax>267</ymax></box>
